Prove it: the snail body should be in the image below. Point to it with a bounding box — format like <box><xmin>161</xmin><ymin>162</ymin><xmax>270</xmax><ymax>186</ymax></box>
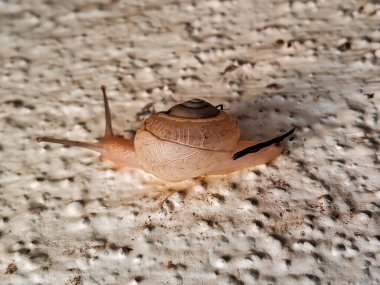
<box><xmin>38</xmin><ymin>87</ymin><xmax>294</xmax><ymax>182</ymax></box>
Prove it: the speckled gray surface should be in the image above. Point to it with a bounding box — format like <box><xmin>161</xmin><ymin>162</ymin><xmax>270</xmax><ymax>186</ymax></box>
<box><xmin>1</xmin><ymin>0</ymin><xmax>380</xmax><ymax>284</ymax></box>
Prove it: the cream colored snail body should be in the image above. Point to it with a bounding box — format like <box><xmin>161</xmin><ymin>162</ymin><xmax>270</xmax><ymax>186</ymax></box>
<box><xmin>38</xmin><ymin>86</ymin><xmax>294</xmax><ymax>182</ymax></box>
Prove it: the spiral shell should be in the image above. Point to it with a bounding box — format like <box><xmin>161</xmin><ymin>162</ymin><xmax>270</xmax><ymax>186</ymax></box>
<box><xmin>134</xmin><ymin>99</ymin><xmax>240</xmax><ymax>181</ymax></box>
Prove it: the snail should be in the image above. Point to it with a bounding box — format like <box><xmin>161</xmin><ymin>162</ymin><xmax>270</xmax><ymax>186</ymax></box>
<box><xmin>37</xmin><ymin>86</ymin><xmax>294</xmax><ymax>182</ymax></box>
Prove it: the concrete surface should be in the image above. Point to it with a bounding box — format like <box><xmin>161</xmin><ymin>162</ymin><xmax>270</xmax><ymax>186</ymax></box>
<box><xmin>1</xmin><ymin>0</ymin><xmax>379</xmax><ymax>284</ymax></box>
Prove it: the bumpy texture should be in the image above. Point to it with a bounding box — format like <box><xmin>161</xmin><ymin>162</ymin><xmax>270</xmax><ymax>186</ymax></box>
<box><xmin>1</xmin><ymin>0</ymin><xmax>380</xmax><ymax>284</ymax></box>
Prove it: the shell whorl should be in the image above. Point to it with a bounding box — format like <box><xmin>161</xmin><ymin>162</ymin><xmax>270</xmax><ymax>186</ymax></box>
<box><xmin>166</xmin><ymin>98</ymin><xmax>219</xmax><ymax>119</ymax></box>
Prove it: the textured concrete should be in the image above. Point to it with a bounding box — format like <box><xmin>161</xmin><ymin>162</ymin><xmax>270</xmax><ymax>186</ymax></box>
<box><xmin>1</xmin><ymin>0</ymin><xmax>380</xmax><ymax>284</ymax></box>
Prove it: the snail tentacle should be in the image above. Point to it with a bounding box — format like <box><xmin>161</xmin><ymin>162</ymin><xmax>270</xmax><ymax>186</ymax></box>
<box><xmin>37</xmin><ymin>86</ymin><xmax>141</xmax><ymax>169</ymax></box>
<box><xmin>101</xmin><ymin>85</ymin><xmax>114</xmax><ymax>138</ymax></box>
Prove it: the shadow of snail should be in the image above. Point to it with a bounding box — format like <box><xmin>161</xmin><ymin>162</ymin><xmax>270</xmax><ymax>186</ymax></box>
<box><xmin>37</xmin><ymin>86</ymin><xmax>294</xmax><ymax>182</ymax></box>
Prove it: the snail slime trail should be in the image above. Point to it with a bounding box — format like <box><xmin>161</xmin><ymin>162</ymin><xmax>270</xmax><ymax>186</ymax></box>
<box><xmin>38</xmin><ymin>86</ymin><xmax>294</xmax><ymax>182</ymax></box>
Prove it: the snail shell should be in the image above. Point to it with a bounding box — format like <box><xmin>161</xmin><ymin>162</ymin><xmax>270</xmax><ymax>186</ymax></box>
<box><xmin>134</xmin><ymin>99</ymin><xmax>240</xmax><ymax>181</ymax></box>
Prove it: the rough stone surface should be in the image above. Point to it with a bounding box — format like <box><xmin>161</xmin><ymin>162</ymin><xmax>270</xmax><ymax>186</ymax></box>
<box><xmin>1</xmin><ymin>0</ymin><xmax>380</xmax><ymax>284</ymax></box>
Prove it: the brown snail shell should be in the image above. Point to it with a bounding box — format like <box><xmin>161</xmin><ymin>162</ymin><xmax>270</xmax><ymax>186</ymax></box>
<box><xmin>134</xmin><ymin>99</ymin><xmax>240</xmax><ymax>181</ymax></box>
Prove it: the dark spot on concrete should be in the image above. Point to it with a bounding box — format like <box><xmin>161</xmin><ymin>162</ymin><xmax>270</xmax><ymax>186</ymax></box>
<box><xmin>5</xmin><ymin>263</ymin><xmax>17</xmax><ymax>274</ymax></box>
